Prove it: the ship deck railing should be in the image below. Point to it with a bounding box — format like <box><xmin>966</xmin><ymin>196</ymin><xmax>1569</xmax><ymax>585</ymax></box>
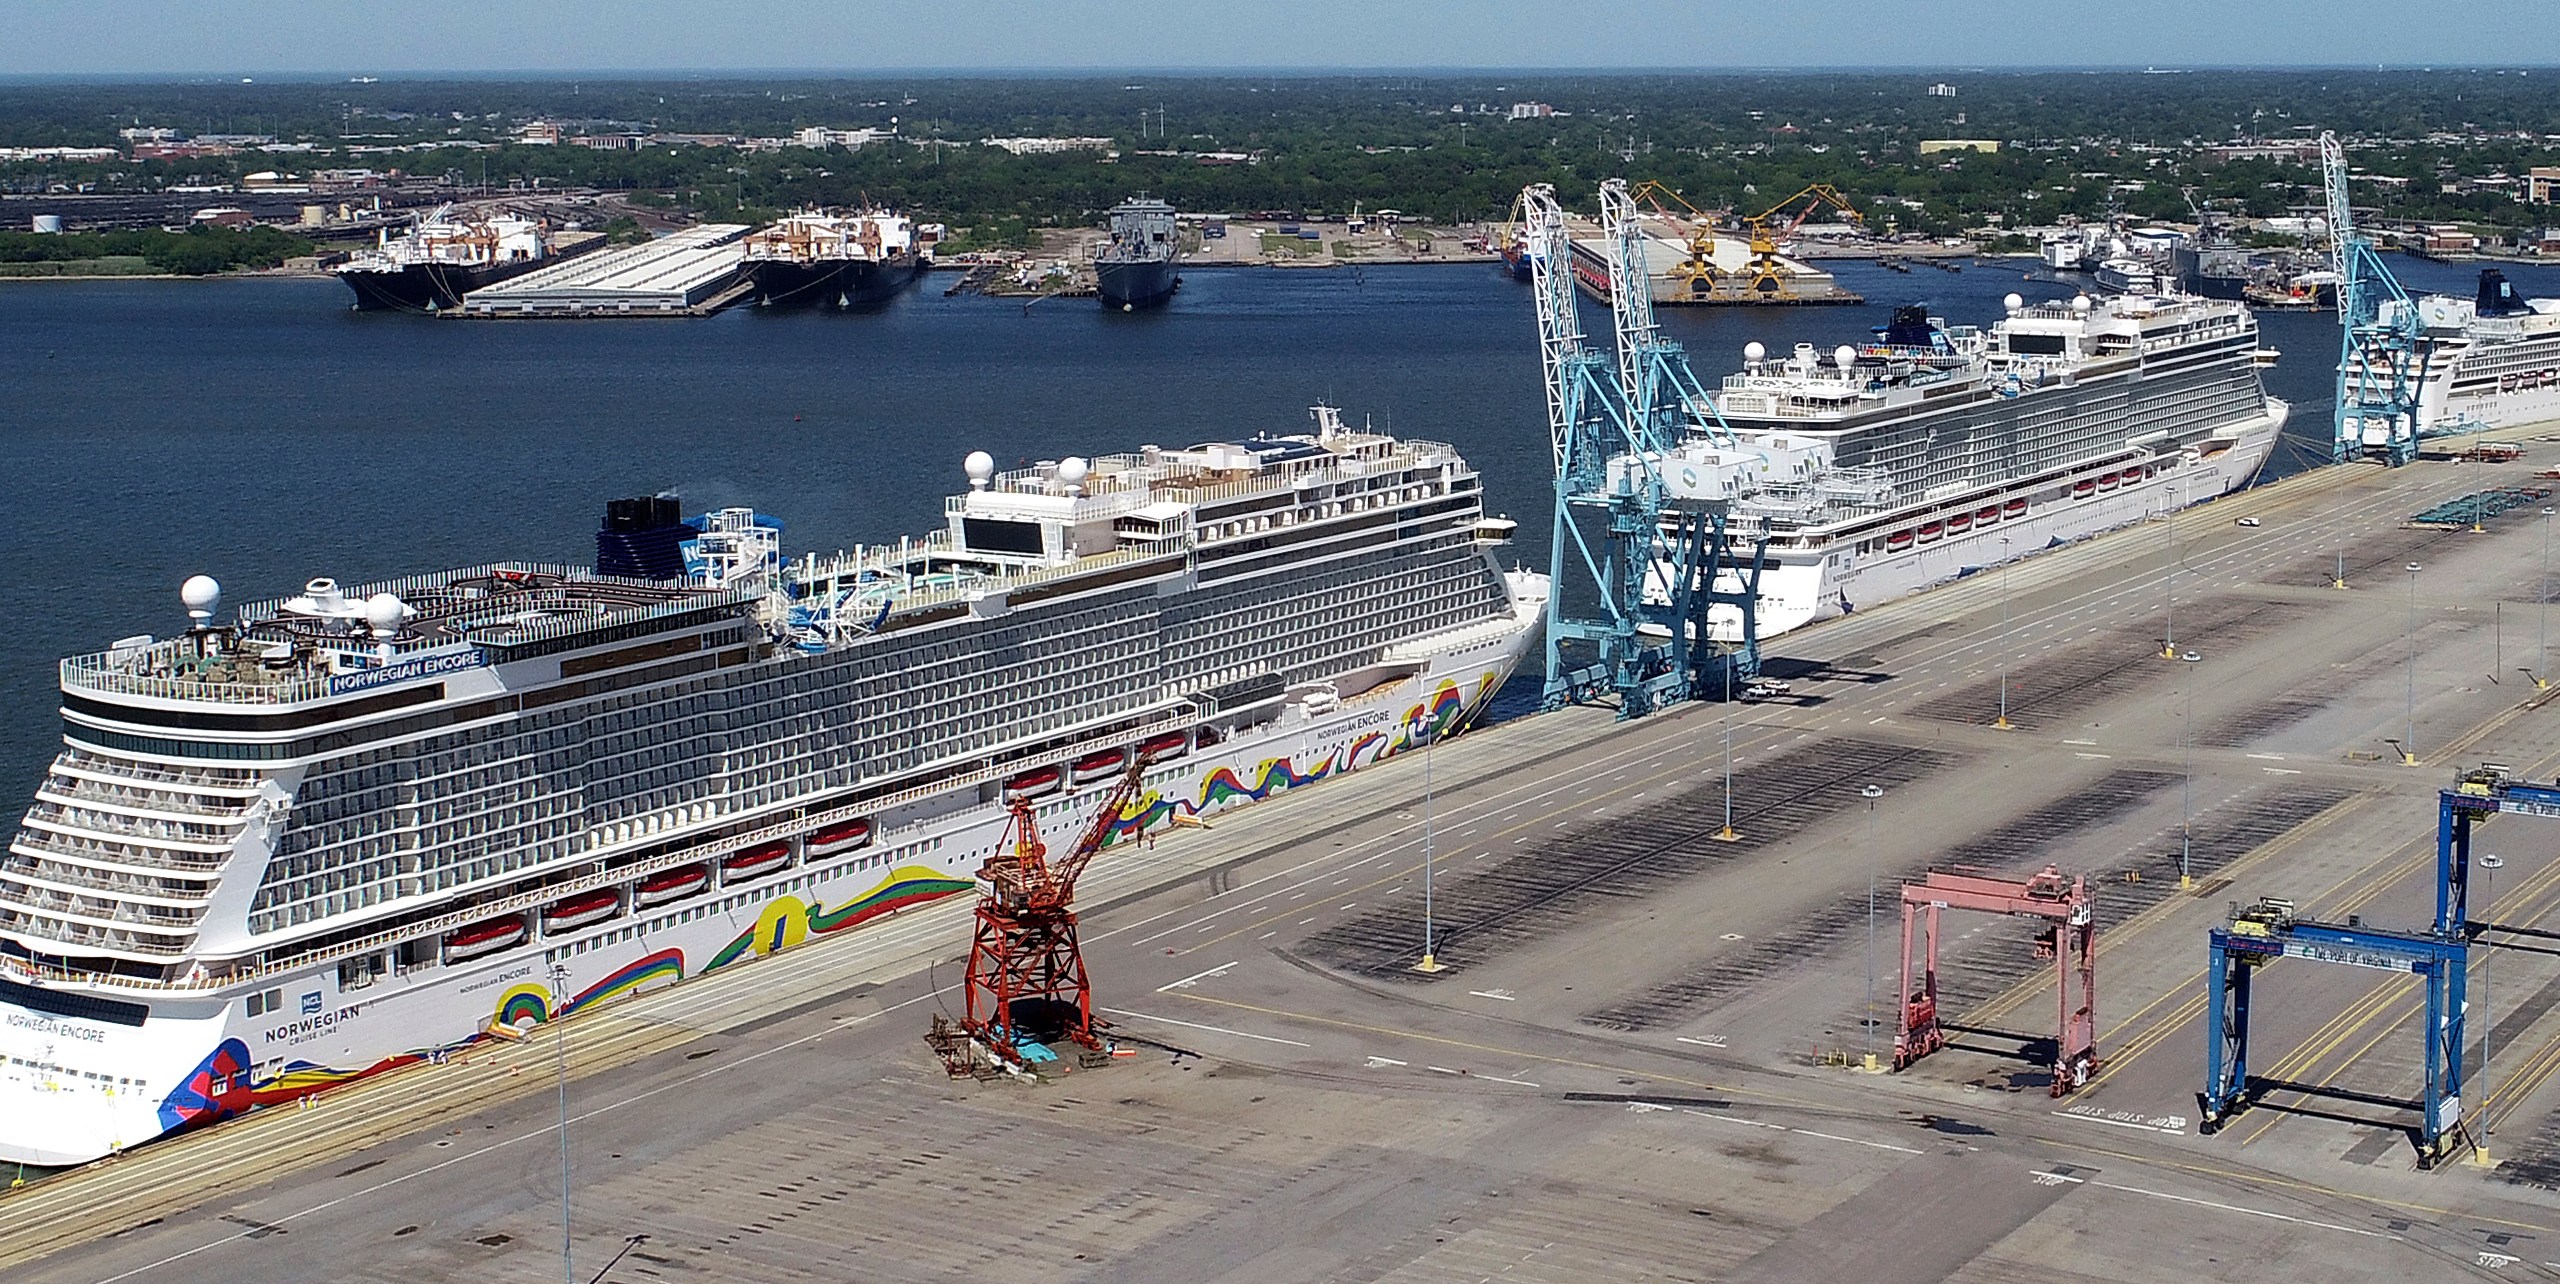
<box><xmin>10</xmin><ymin>831</ymin><xmax>230</xmax><ymax>876</ymax></box>
<box><xmin>0</xmin><ymin>707</ymin><xmax>1204</xmax><ymax>994</ymax></box>
<box><xmin>38</xmin><ymin>777</ymin><xmax>251</xmax><ymax>820</ymax></box>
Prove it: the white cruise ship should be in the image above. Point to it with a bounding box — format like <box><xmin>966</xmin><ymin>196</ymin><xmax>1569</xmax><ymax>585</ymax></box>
<box><xmin>1685</xmin><ymin>291</ymin><xmax>2285</xmax><ymax>638</ymax></box>
<box><xmin>0</xmin><ymin>409</ymin><xmax>1546</xmax><ymax>1165</ymax></box>
<box><xmin>2385</xmin><ymin>269</ymin><xmax>2560</xmax><ymax>444</ymax></box>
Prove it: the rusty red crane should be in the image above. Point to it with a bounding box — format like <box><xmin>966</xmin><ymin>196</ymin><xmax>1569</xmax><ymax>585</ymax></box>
<box><xmin>957</xmin><ymin>754</ymin><xmax>1152</xmax><ymax>1067</ymax></box>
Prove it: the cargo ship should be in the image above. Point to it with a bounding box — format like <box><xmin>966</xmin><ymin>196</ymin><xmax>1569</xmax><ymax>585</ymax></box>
<box><xmin>1096</xmin><ymin>196</ymin><xmax>1182</xmax><ymax>309</ymax></box>
<box><xmin>332</xmin><ymin>205</ymin><xmax>600</xmax><ymax>312</ymax></box>
<box><xmin>1671</xmin><ymin>291</ymin><xmax>2285</xmax><ymax>639</ymax></box>
<box><xmin>741</xmin><ymin>211</ymin><xmax>941</xmax><ymax>310</ymax></box>
<box><xmin>0</xmin><ymin>408</ymin><xmax>1546</xmax><ymax>1166</ymax></box>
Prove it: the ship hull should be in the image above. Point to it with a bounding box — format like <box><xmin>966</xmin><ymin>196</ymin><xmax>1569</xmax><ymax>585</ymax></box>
<box><xmin>1097</xmin><ymin>257</ymin><xmax>1179</xmax><ymax>308</ymax></box>
<box><xmin>749</xmin><ymin>254</ymin><xmax>924</xmax><ymax>310</ymax></box>
<box><xmin>0</xmin><ymin>610</ymin><xmax>1540</xmax><ymax>1167</ymax></box>
<box><xmin>335</xmin><ymin>239</ymin><xmax>601</xmax><ymax>312</ymax></box>
<box><xmin>1683</xmin><ymin>402</ymin><xmax>2288</xmax><ymax>643</ymax></box>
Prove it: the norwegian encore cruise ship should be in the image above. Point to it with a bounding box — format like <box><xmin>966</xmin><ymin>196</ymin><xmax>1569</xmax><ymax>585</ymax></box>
<box><xmin>1677</xmin><ymin>290</ymin><xmax>2285</xmax><ymax>639</ymax></box>
<box><xmin>0</xmin><ymin>409</ymin><xmax>1546</xmax><ymax>1165</ymax></box>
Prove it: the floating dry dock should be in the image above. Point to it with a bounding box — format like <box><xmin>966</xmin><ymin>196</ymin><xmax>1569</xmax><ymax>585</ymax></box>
<box><xmin>457</xmin><ymin>223</ymin><xmax>753</xmax><ymax>317</ymax></box>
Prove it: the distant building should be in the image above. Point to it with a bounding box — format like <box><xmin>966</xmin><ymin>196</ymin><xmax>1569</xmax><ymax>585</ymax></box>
<box><xmin>2529</xmin><ymin>167</ymin><xmax>2560</xmax><ymax>203</ymax></box>
<box><xmin>574</xmin><ymin>134</ymin><xmax>639</xmax><ymax>151</ymax></box>
<box><xmin>0</xmin><ymin>146</ymin><xmax>118</xmax><ymax>162</ymax></box>
<box><xmin>117</xmin><ymin>127</ymin><xmax>183</xmax><ymax>143</ymax></box>
<box><xmin>517</xmin><ymin>121</ymin><xmax>561</xmax><ymax>146</ymax></box>
<box><xmin>189</xmin><ymin>207</ymin><xmax>255</xmax><ymax>229</ymax></box>
<box><xmin>2199</xmin><ymin>140</ymin><xmax>2324</xmax><ymax>165</ymax></box>
<box><xmin>2419</xmin><ymin>224</ymin><xmax>2481</xmax><ymax>254</ymax></box>
<box><xmin>981</xmin><ymin>136</ymin><xmax>1115</xmax><ymax>155</ymax></box>
<box><xmin>792</xmin><ymin>126</ymin><xmax>892</xmax><ymax>150</ymax></box>
<box><xmin>1508</xmin><ymin>102</ymin><xmax>1555</xmax><ymax>120</ymax></box>
<box><xmin>1918</xmin><ymin>139</ymin><xmax>2001</xmax><ymax>155</ymax></box>
<box><xmin>1926</xmin><ymin>82</ymin><xmax>1957</xmax><ymax>98</ymax></box>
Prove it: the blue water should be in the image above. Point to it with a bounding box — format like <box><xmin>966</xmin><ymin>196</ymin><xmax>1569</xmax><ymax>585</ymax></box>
<box><xmin>7</xmin><ymin>253</ymin><xmax>2560</xmax><ymax>783</ymax></box>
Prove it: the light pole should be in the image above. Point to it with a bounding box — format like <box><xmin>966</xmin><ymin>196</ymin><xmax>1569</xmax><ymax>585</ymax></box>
<box><xmin>2477</xmin><ymin>852</ymin><xmax>2504</xmax><ymax>1165</ymax></box>
<box><xmin>2540</xmin><ymin>508</ymin><xmax>2554</xmax><ymax>690</ymax></box>
<box><xmin>550</xmin><ymin>963</ymin><xmax>574</xmax><ymax>1284</ymax></box>
<box><xmin>1860</xmin><ymin>783</ymin><xmax>1884</xmax><ymax>1072</ymax></box>
<box><xmin>2404</xmin><ymin>561</ymin><xmax>2423</xmax><ymax>766</ymax></box>
<box><xmin>2179</xmin><ymin>650</ymin><xmax>2201</xmax><ymax>889</ymax></box>
<box><xmin>2160</xmin><ymin>476</ymin><xmax>2183</xmax><ymax>659</ymax></box>
<box><xmin>1716</xmin><ymin>656</ymin><xmax>1739</xmax><ymax>841</ymax></box>
<box><xmin>1414</xmin><ymin>708</ymin><xmax>1444</xmax><ymax>973</ymax></box>
<box><xmin>1993</xmin><ymin>536</ymin><xmax>2015</xmax><ymax>730</ymax></box>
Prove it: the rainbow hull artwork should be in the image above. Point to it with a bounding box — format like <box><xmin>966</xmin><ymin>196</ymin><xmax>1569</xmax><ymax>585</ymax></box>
<box><xmin>0</xmin><ymin>624</ymin><xmax>1535</xmax><ymax>1166</ymax></box>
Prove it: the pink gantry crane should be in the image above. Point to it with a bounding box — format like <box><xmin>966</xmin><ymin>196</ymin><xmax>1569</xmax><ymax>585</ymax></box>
<box><xmin>1892</xmin><ymin>864</ymin><xmax>2098</xmax><ymax>1096</ymax></box>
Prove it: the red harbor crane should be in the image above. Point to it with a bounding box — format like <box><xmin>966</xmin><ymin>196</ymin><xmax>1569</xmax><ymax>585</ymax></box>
<box><xmin>950</xmin><ymin>753</ymin><xmax>1152</xmax><ymax>1070</ymax></box>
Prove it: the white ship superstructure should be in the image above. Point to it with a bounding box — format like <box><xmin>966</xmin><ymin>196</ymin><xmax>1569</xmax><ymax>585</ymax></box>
<box><xmin>345</xmin><ymin>204</ymin><xmax>548</xmax><ymax>271</ymax></box>
<box><xmin>2389</xmin><ymin>269</ymin><xmax>2560</xmax><ymax>443</ymax></box>
<box><xmin>0</xmin><ymin>408</ymin><xmax>1545</xmax><ymax>1165</ymax></box>
<box><xmin>1682</xmin><ymin>291</ymin><xmax>2285</xmax><ymax>637</ymax></box>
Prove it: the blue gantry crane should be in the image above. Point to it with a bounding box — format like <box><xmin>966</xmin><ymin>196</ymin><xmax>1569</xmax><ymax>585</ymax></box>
<box><xmin>1521</xmin><ymin>179</ymin><xmax>1763</xmax><ymax>718</ymax></box>
<box><xmin>2323</xmin><ymin>130</ymin><xmax>2432</xmax><ymax>467</ymax></box>
<box><xmin>2200</xmin><ymin>766</ymin><xmax>2543</xmax><ymax>1166</ymax></box>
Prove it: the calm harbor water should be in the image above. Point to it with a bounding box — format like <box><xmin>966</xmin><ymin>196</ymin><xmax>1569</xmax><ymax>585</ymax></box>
<box><xmin>4</xmin><ymin>253</ymin><xmax>2556</xmax><ymax>783</ymax></box>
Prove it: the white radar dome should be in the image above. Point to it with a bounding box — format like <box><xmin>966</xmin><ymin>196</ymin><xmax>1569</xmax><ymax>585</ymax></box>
<box><xmin>1833</xmin><ymin>345</ymin><xmax>1857</xmax><ymax>369</ymax></box>
<box><xmin>963</xmin><ymin>450</ymin><xmax>995</xmax><ymax>489</ymax></box>
<box><xmin>2003</xmin><ymin>292</ymin><xmax>2025</xmax><ymax>312</ymax></box>
<box><xmin>364</xmin><ymin>592</ymin><xmax>408</xmax><ymax>634</ymax></box>
<box><xmin>1057</xmin><ymin>456</ymin><xmax>1090</xmax><ymax>492</ymax></box>
<box><xmin>180</xmin><ymin>574</ymin><xmax>221</xmax><ymax>623</ymax></box>
<box><xmin>1743</xmin><ymin>341</ymin><xmax>1766</xmax><ymax>364</ymax></box>
<box><xmin>2072</xmin><ymin>294</ymin><xmax>2092</xmax><ymax>314</ymax></box>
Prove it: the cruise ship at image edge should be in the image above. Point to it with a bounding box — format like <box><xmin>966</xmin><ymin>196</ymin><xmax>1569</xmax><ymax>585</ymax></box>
<box><xmin>0</xmin><ymin>407</ymin><xmax>1545</xmax><ymax>1166</ymax></box>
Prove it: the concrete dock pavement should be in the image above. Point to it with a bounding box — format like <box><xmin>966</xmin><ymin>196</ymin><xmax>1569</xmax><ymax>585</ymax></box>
<box><xmin>16</xmin><ymin>447</ymin><xmax>2560</xmax><ymax>1281</ymax></box>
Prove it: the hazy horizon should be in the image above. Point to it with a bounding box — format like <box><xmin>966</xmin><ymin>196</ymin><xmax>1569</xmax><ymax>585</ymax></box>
<box><xmin>9</xmin><ymin>0</ymin><xmax>2552</xmax><ymax>78</ymax></box>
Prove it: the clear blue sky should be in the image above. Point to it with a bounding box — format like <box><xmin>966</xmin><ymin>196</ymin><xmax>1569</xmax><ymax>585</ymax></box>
<box><xmin>7</xmin><ymin>0</ymin><xmax>2550</xmax><ymax>75</ymax></box>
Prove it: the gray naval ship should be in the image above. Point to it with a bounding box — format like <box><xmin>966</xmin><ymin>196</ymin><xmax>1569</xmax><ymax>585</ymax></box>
<box><xmin>1096</xmin><ymin>195</ymin><xmax>1182</xmax><ymax>310</ymax></box>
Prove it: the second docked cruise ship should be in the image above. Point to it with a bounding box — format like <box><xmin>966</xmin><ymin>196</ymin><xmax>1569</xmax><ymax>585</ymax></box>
<box><xmin>1680</xmin><ymin>290</ymin><xmax>2285</xmax><ymax>639</ymax></box>
<box><xmin>0</xmin><ymin>408</ymin><xmax>1545</xmax><ymax>1165</ymax></box>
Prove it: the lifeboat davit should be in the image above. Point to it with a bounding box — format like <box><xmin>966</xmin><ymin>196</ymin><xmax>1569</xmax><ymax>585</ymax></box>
<box><xmin>1139</xmin><ymin>730</ymin><xmax>1191</xmax><ymax>762</ymax></box>
<box><xmin>445</xmin><ymin>916</ymin><xmax>528</xmax><ymax>963</ymax></box>
<box><xmin>722</xmin><ymin>841</ymin><xmax>792</xmax><ymax>882</ymax></box>
<box><xmin>634</xmin><ymin>864</ymin><xmax>709</xmax><ymax>908</ymax></box>
<box><xmin>1885</xmin><ymin>529</ymin><xmax>1915</xmax><ymax>552</ymax></box>
<box><xmin>2004</xmin><ymin>498</ymin><xmax>2029</xmax><ymax>518</ymax></box>
<box><xmin>542</xmin><ymin>890</ymin><xmax>620</xmax><ymax>935</ymax></box>
<box><xmin>1004</xmin><ymin>765</ymin><xmax>1064</xmax><ymax>802</ymax></box>
<box><xmin>1071</xmin><ymin>747</ymin><xmax>1130</xmax><ymax>784</ymax></box>
<box><xmin>807</xmin><ymin>818</ymin><xmax>873</xmax><ymax>858</ymax></box>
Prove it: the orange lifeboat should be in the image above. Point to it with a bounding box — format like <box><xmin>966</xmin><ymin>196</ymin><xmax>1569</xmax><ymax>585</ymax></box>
<box><xmin>634</xmin><ymin>864</ymin><xmax>708</xmax><ymax>908</ymax></box>
<box><xmin>807</xmin><ymin>819</ymin><xmax>872</xmax><ymax>858</ymax></box>
<box><xmin>444</xmin><ymin>916</ymin><xmax>527</xmax><ymax>963</ymax></box>
<box><xmin>541</xmin><ymin>891</ymin><xmax>620</xmax><ymax>935</ymax></box>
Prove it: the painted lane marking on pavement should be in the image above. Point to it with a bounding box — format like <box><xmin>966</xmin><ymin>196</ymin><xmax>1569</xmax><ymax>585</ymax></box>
<box><xmin>1157</xmin><ymin>961</ymin><xmax>1238</xmax><ymax>993</ymax></box>
<box><xmin>1097</xmin><ymin>1008</ymin><xmax>1310</xmax><ymax>1047</ymax></box>
<box><xmin>1676</xmin><ymin>1035</ymin><xmax>1729</xmax><ymax>1048</ymax></box>
<box><xmin>1365</xmin><ymin>1056</ymin><xmax>1407</xmax><ymax>1068</ymax></box>
<box><xmin>2029</xmin><ymin>1169</ymin><xmax>2397</xmax><ymax>1240</ymax></box>
<box><xmin>1469</xmin><ymin>989</ymin><xmax>1517</xmax><ymax>1002</ymax></box>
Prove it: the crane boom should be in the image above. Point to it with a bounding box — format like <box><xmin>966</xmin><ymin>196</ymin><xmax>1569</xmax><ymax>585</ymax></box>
<box><xmin>1050</xmin><ymin>754</ymin><xmax>1153</xmax><ymax>902</ymax></box>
